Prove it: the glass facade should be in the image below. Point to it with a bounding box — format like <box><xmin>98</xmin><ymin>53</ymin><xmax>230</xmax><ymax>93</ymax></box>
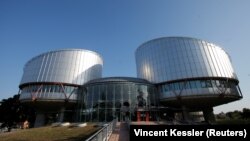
<box><xmin>20</xmin><ymin>84</ymin><xmax>78</xmax><ymax>101</ymax></box>
<box><xmin>158</xmin><ymin>79</ymin><xmax>241</xmax><ymax>99</ymax></box>
<box><xmin>19</xmin><ymin>49</ymin><xmax>103</xmax><ymax>102</ymax></box>
<box><xmin>76</xmin><ymin>77</ymin><xmax>157</xmax><ymax>122</ymax></box>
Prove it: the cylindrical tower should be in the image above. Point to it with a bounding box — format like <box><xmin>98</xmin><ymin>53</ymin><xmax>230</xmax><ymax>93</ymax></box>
<box><xmin>135</xmin><ymin>37</ymin><xmax>242</xmax><ymax>122</ymax></box>
<box><xmin>19</xmin><ymin>49</ymin><xmax>103</xmax><ymax>126</ymax></box>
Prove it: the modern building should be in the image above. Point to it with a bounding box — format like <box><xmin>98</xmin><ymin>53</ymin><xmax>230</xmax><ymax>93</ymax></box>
<box><xmin>135</xmin><ymin>37</ymin><xmax>243</xmax><ymax>122</ymax></box>
<box><xmin>19</xmin><ymin>49</ymin><xmax>103</xmax><ymax>127</ymax></box>
<box><xmin>76</xmin><ymin>77</ymin><xmax>158</xmax><ymax>122</ymax></box>
<box><xmin>18</xmin><ymin>37</ymin><xmax>242</xmax><ymax>125</ymax></box>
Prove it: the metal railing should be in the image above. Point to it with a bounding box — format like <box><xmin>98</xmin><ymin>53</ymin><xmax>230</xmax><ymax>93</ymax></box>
<box><xmin>85</xmin><ymin>119</ymin><xmax>117</xmax><ymax>141</ymax></box>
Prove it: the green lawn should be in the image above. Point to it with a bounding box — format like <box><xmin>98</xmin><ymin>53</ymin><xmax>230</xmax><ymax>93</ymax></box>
<box><xmin>0</xmin><ymin>124</ymin><xmax>100</xmax><ymax>141</ymax></box>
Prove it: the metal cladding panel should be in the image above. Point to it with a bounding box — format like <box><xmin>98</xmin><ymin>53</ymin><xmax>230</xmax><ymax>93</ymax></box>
<box><xmin>135</xmin><ymin>37</ymin><xmax>238</xmax><ymax>83</ymax></box>
<box><xmin>20</xmin><ymin>49</ymin><xmax>103</xmax><ymax>86</ymax></box>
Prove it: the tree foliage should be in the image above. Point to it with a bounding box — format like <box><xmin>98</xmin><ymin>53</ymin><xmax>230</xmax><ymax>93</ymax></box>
<box><xmin>0</xmin><ymin>94</ymin><xmax>35</xmax><ymax>128</ymax></box>
<box><xmin>242</xmin><ymin>108</ymin><xmax>250</xmax><ymax>119</ymax></box>
<box><xmin>216</xmin><ymin>108</ymin><xmax>250</xmax><ymax>120</ymax></box>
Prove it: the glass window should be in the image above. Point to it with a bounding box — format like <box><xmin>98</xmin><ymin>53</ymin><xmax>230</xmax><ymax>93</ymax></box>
<box><xmin>92</xmin><ymin>85</ymin><xmax>99</xmax><ymax>105</ymax></box>
<box><xmin>227</xmin><ymin>81</ymin><xmax>233</xmax><ymax>88</ymax></box>
<box><xmin>99</xmin><ymin>85</ymin><xmax>106</xmax><ymax>101</ymax></box>
<box><xmin>86</xmin><ymin>87</ymin><xmax>92</xmax><ymax>106</ymax></box>
<box><xmin>169</xmin><ymin>83</ymin><xmax>174</xmax><ymax>91</ymax></box>
<box><xmin>115</xmin><ymin>84</ymin><xmax>122</xmax><ymax>103</ymax></box>
<box><xmin>42</xmin><ymin>85</ymin><xmax>47</xmax><ymax>93</ymax></box>
<box><xmin>206</xmin><ymin>80</ymin><xmax>212</xmax><ymax>87</ymax></box>
<box><xmin>165</xmin><ymin>84</ymin><xmax>170</xmax><ymax>92</ymax></box>
<box><xmin>195</xmin><ymin>80</ymin><xmax>201</xmax><ymax>88</ymax></box>
<box><xmin>54</xmin><ymin>85</ymin><xmax>59</xmax><ymax>93</ymax></box>
<box><xmin>201</xmin><ymin>80</ymin><xmax>206</xmax><ymax>88</ymax></box>
<box><xmin>215</xmin><ymin>80</ymin><xmax>220</xmax><ymax>87</ymax></box>
<box><xmin>123</xmin><ymin>84</ymin><xmax>129</xmax><ymax>101</ymax></box>
<box><xmin>160</xmin><ymin>85</ymin><xmax>163</xmax><ymax>93</ymax></box>
<box><xmin>107</xmin><ymin>84</ymin><xmax>114</xmax><ymax>101</ymax></box>
<box><xmin>22</xmin><ymin>87</ymin><xmax>26</xmax><ymax>93</ymax></box>
<box><xmin>179</xmin><ymin>82</ymin><xmax>185</xmax><ymax>90</ymax></box>
<box><xmin>174</xmin><ymin>83</ymin><xmax>180</xmax><ymax>90</ymax></box>
<box><xmin>51</xmin><ymin>85</ymin><xmax>55</xmax><ymax>93</ymax></box>
<box><xmin>49</xmin><ymin>85</ymin><xmax>53</xmax><ymax>93</ymax></box>
<box><xmin>136</xmin><ymin>85</ymin><xmax>147</xmax><ymax>108</ymax></box>
<box><xmin>190</xmin><ymin>81</ymin><xmax>197</xmax><ymax>89</ymax></box>
<box><xmin>64</xmin><ymin>86</ymin><xmax>69</xmax><ymax>93</ymax></box>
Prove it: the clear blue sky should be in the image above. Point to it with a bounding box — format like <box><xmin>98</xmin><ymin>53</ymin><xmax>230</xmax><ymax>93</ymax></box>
<box><xmin>0</xmin><ymin>0</ymin><xmax>249</xmax><ymax>114</ymax></box>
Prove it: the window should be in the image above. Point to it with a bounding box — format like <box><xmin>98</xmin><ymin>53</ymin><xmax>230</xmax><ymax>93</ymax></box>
<box><xmin>205</xmin><ymin>80</ymin><xmax>212</xmax><ymax>87</ymax></box>
<box><xmin>190</xmin><ymin>81</ymin><xmax>197</xmax><ymax>89</ymax></box>
<box><xmin>201</xmin><ymin>80</ymin><xmax>206</xmax><ymax>88</ymax></box>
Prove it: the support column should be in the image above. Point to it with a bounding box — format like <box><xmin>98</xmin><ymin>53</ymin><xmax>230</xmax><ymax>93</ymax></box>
<box><xmin>203</xmin><ymin>107</ymin><xmax>216</xmax><ymax>124</ymax></box>
<box><xmin>34</xmin><ymin>112</ymin><xmax>45</xmax><ymax>127</ymax></box>
<box><xmin>58</xmin><ymin>107</ymin><xmax>65</xmax><ymax>122</ymax></box>
<box><xmin>181</xmin><ymin>106</ymin><xmax>190</xmax><ymax>122</ymax></box>
<box><xmin>168</xmin><ymin>111</ymin><xmax>175</xmax><ymax>120</ymax></box>
<box><xmin>146</xmin><ymin>111</ymin><xmax>149</xmax><ymax>122</ymax></box>
<box><xmin>137</xmin><ymin>111</ymin><xmax>141</xmax><ymax>122</ymax></box>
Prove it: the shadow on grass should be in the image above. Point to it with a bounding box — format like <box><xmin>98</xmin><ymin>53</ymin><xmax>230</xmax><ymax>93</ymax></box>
<box><xmin>54</xmin><ymin>128</ymin><xmax>100</xmax><ymax>141</ymax></box>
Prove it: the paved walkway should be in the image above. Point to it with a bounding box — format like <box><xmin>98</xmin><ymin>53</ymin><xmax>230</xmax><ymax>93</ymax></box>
<box><xmin>109</xmin><ymin>122</ymin><xmax>129</xmax><ymax>141</ymax></box>
<box><xmin>108</xmin><ymin>121</ymin><xmax>172</xmax><ymax>141</ymax></box>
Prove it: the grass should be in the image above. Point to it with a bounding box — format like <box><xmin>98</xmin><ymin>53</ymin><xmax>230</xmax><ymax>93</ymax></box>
<box><xmin>0</xmin><ymin>124</ymin><xmax>100</xmax><ymax>141</ymax></box>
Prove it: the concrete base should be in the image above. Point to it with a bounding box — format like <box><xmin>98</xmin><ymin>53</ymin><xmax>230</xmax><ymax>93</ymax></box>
<box><xmin>189</xmin><ymin>111</ymin><xmax>204</xmax><ymax>122</ymax></box>
<box><xmin>34</xmin><ymin>113</ymin><xmax>45</xmax><ymax>127</ymax></box>
<box><xmin>34</xmin><ymin>108</ymin><xmax>65</xmax><ymax>127</ymax></box>
<box><xmin>181</xmin><ymin>106</ymin><xmax>190</xmax><ymax>122</ymax></box>
<box><xmin>58</xmin><ymin>107</ymin><xmax>65</xmax><ymax>122</ymax></box>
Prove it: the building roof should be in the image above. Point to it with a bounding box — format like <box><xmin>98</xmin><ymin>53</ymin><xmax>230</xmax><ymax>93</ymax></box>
<box><xmin>84</xmin><ymin>77</ymin><xmax>151</xmax><ymax>85</ymax></box>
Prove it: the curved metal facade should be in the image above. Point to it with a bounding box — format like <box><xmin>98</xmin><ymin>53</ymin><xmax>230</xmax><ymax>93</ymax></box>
<box><xmin>20</xmin><ymin>49</ymin><xmax>103</xmax><ymax>85</ymax></box>
<box><xmin>135</xmin><ymin>37</ymin><xmax>242</xmax><ymax>108</ymax></box>
<box><xmin>19</xmin><ymin>49</ymin><xmax>103</xmax><ymax>103</ymax></box>
<box><xmin>136</xmin><ymin>37</ymin><xmax>237</xmax><ymax>83</ymax></box>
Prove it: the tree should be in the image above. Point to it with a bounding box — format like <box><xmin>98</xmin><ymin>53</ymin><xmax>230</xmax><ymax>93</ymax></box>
<box><xmin>225</xmin><ymin>110</ymin><xmax>242</xmax><ymax>119</ymax></box>
<box><xmin>242</xmin><ymin>108</ymin><xmax>250</xmax><ymax>119</ymax></box>
<box><xmin>0</xmin><ymin>94</ymin><xmax>36</xmax><ymax>129</ymax></box>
